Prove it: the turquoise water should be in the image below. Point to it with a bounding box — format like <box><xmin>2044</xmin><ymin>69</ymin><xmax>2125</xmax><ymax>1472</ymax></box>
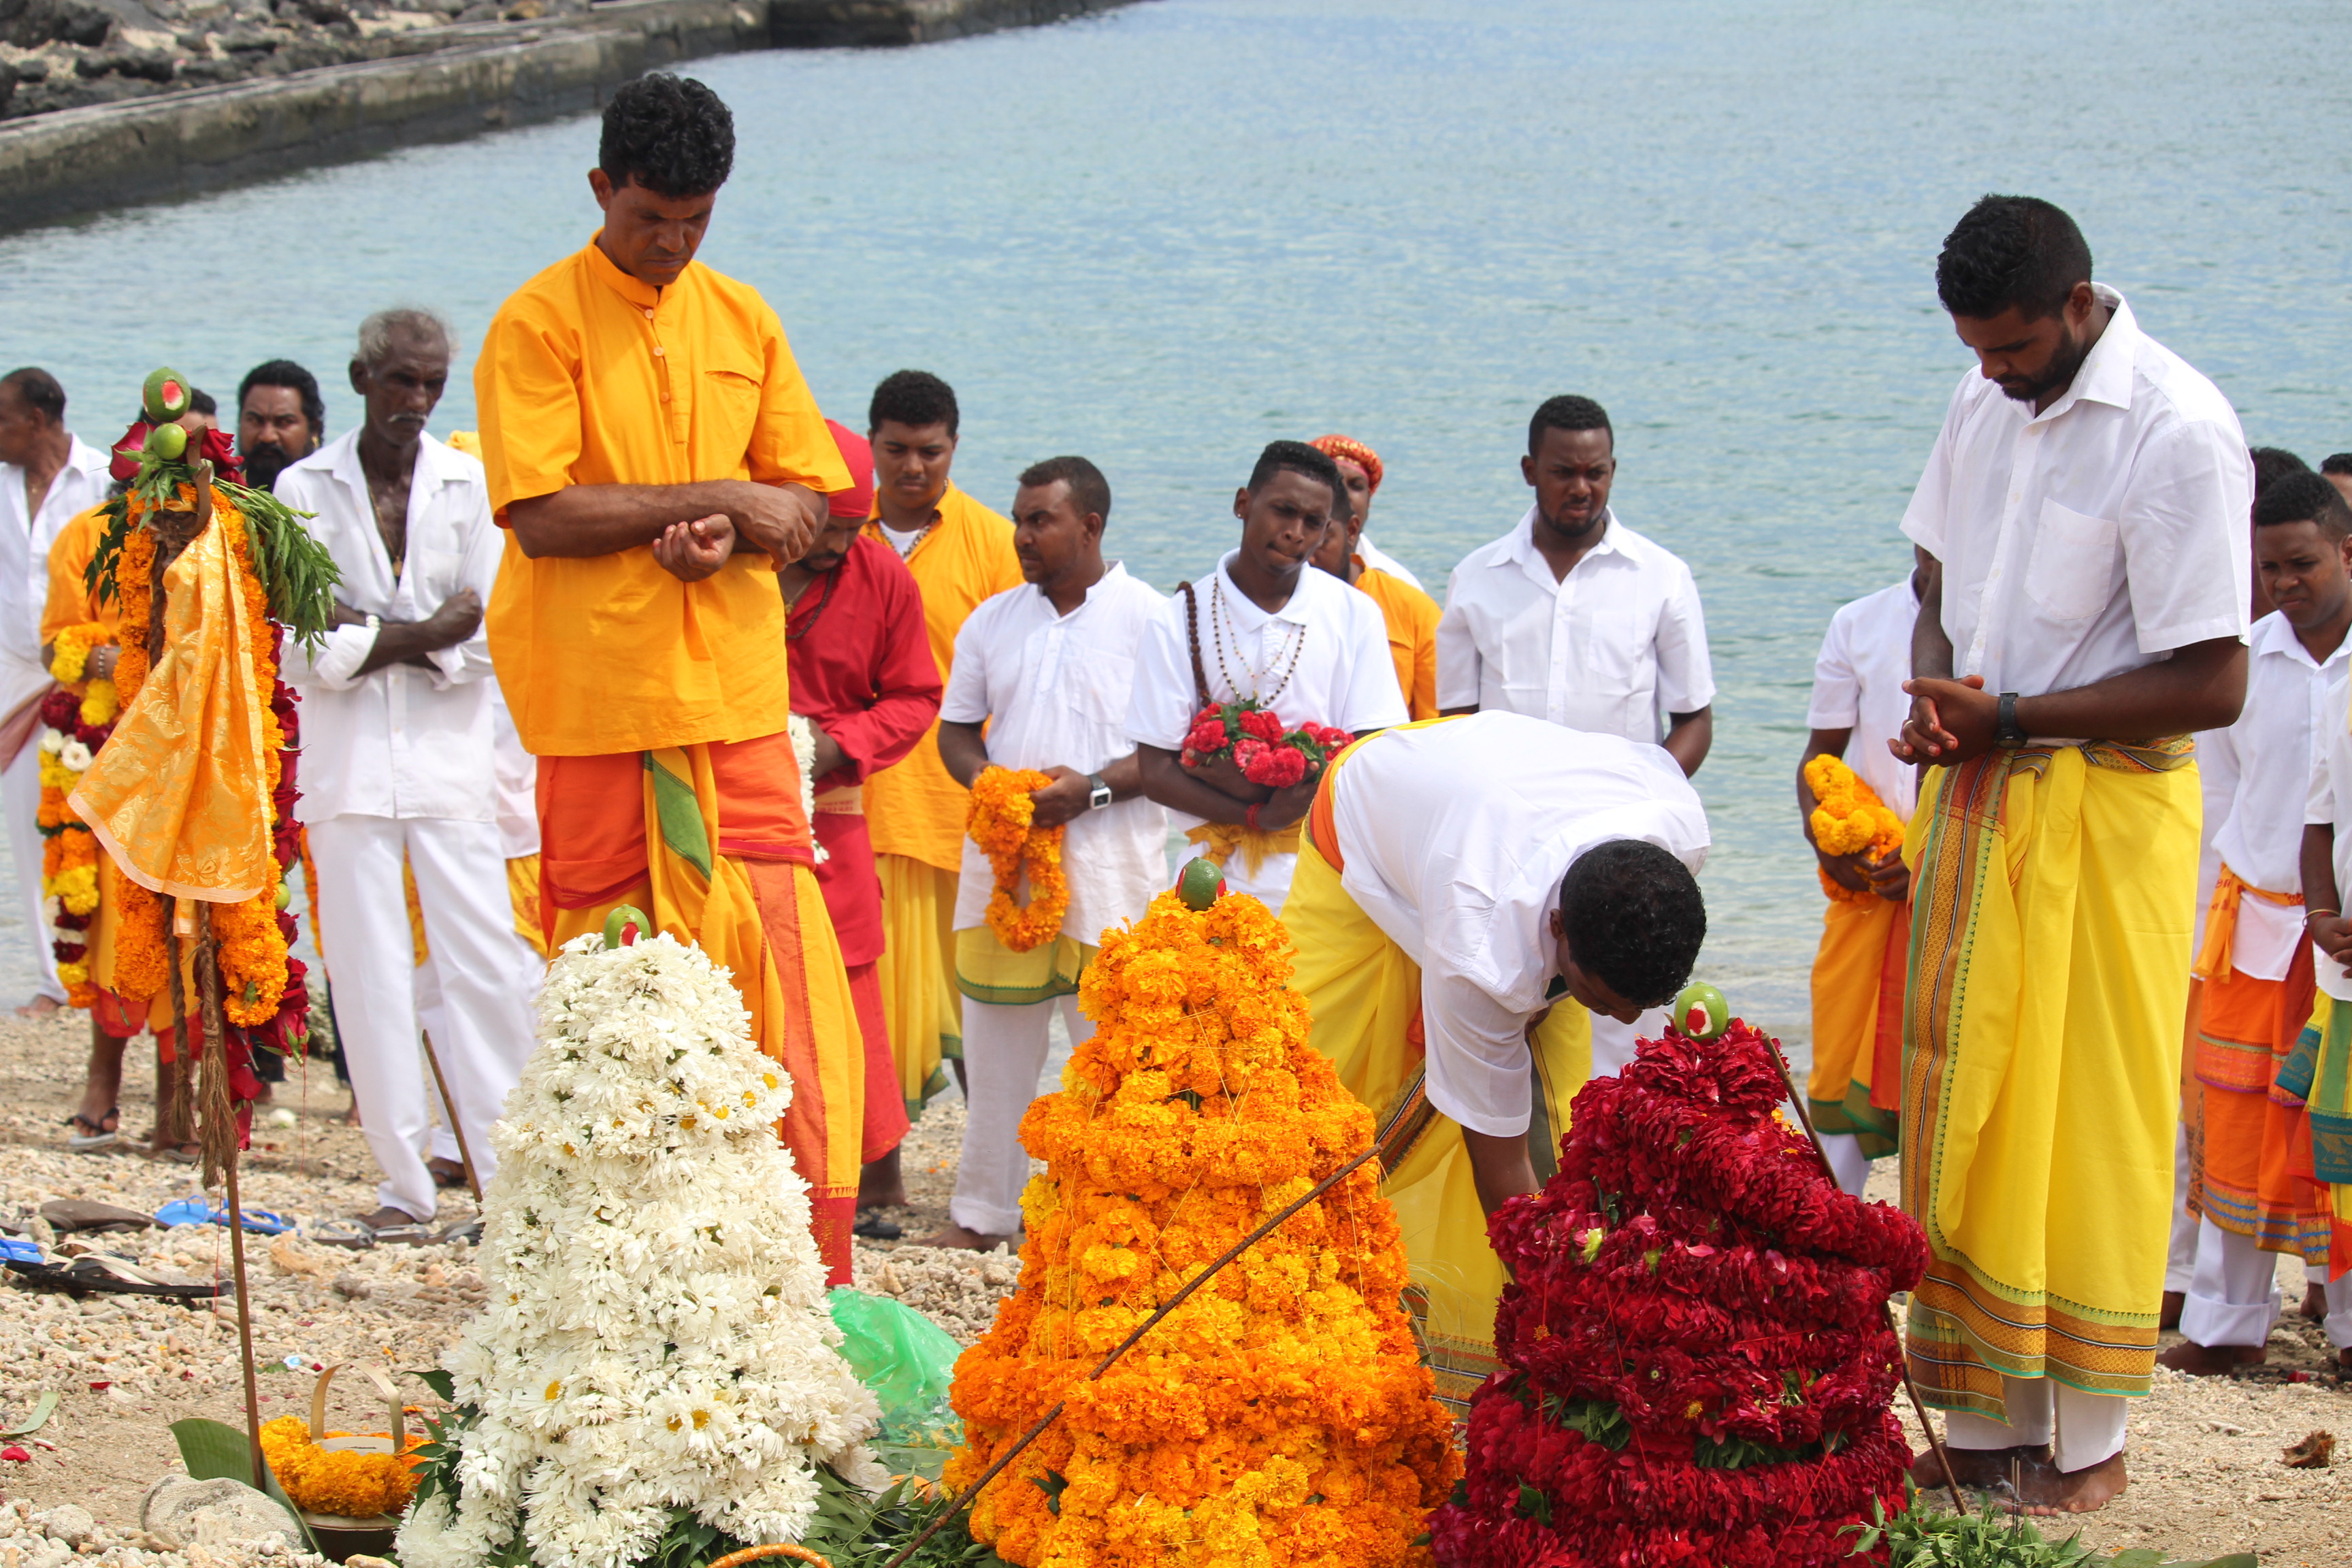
<box><xmin>5</xmin><ymin>0</ymin><xmax>2351</xmax><ymax>1038</ymax></box>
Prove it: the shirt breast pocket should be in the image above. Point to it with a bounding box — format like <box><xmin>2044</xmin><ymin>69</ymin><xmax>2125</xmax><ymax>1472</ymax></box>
<box><xmin>701</xmin><ymin>365</ymin><xmax>763</xmax><ymax>464</ymax></box>
<box><xmin>2025</xmin><ymin>500</ymin><xmax>2121</xmax><ymax>623</ymax></box>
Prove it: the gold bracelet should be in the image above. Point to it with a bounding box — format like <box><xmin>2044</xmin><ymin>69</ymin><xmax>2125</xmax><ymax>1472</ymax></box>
<box><xmin>2308</xmin><ymin>909</ymin><xmax>2340</xmax><ymax>920</ymax></box>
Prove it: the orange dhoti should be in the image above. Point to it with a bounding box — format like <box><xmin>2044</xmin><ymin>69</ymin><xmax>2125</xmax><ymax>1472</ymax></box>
<box><xmin>2190</xmin><ymin>942</ymin><xmax>2335</xmax><ymax>1264</ymax></box>
<box><xmin>538</xmin><ymin>734</ymin><xmax>864</xmax><ymax>1283</ymax></box>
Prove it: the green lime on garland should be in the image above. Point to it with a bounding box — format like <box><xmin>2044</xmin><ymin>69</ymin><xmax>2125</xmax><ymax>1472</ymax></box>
<box><xmin>141</xmin><ymin>368</ymin><xmax>191</xmax><ymax>424</ymax></box>
<box><xmin>1672</xmin><ymin>980</ymin><xmax>1729</xmax><ymax>1041</ymax></box>
<box><xmin>144</xmin><ymin>422</ymin><xmax>187</xmax><ymax>461</ymax></box>
<box><xmin>1174</xmin><ymin>857</ymin><xmax>1226</xmax><ymax>911</ymax></box>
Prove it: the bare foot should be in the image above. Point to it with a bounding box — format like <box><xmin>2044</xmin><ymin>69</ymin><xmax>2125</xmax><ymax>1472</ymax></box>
<box><xmin>342</xmin><ymin>1100</ymin><xmax>361</xmax><ymax>1128</ymax></box>
<box><xmin>2155</xmin><ymin>1339</ymin><xmax>2264</xmax><ymax>1376</ymax></box>
<box><xmin>14</xmin><ymin>996</ymin><xmax>61</xmax><ymax>1019</ymax></box>
<box><xmin>2159</xmin><ymin>1289</ymin><xmax>2185</xmax><ymax>1330</ymax></box>
<box><xmin>1910</xmin><ymin>1443</ymin><xmax>2039</xmax><ymax>1492</ymax></box>
<box><xmin>2302</xmin><ymin>1282</ymin><xmax>2328</xmax><ymax>1324</ymax></box>
<box><xmin>2018</xmin><ymin>1448</ymin><xmax>2128</xmax><ymax>1514</ymax></box>
<box><xmin>923</xmin><ymin>1223</ymin><xmax>1015</xmax><ymax>1252</ymax></box>
<box><xmin>858</xmin><ymin>1147</ymin><xmax>908</xmax><ymax>1210</ymax></box>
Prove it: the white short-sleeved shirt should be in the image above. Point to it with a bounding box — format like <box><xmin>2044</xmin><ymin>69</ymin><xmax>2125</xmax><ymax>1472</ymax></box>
<box><xmin>276</xmin><ymin>431</ymin><xmax>504</xmax><ymax>823</ymax></box>
<box><xmin>1127</xmin><ymin>549</ymin><xmax>1407</xmax><ymax>911</ymax></box>
<box><xmin>943</xmin><ymin>564</ymin><xmax>1172</xmax><ymax>946</ymax></box>
<box><xmin>2304</xmin><ymin>670</ymin><xmax>2352</xmax><ymax>1000</ymax></box>
<box><xmin>1900</xmin><ymin>286</ymin><xmax>2252</xmax><ymax>710</ymax></box>
<box><xmin>1331</xmin><ymin>713</ymin><xmax>1710</xmax><ymax>1137</ymax></box>
<box><xmin>1804</xmin><ymin>577</ymin><xmax>1922</xmax><ymax>821</ymax></box>
<box><xmin>0</xmin><ymin>434</ymin><xmax>108</xmax><ymax>713</ymax></box>
<box><xmin>1435</xmin><ymin>506</ymin><xmax>1714</xmax><ymax>743</ymax></box>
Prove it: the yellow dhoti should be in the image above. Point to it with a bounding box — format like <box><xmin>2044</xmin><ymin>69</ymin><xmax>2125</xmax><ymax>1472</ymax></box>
<box><xmin>1901</xmin><ymin>739</ymin><xmax>2197</xmax><ymax>1417</ymax></box>
<box><xmin>1286</xmin><ymin>834</ymin><xmax>1589</xmax><ymax>1414</ymax></box>
<box><xmin>1808</xmin><ymin>891</ymin><xmax>1908</xmax><ymax>1158</ymax></box>
<box><xmin>877</xmin><ymin>853</ymin><xmax>962</xmax><ymax>1115</ymax></box>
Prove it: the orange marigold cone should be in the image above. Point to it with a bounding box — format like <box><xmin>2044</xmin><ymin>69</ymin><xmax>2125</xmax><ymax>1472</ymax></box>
<box><xmin>945</xmin><ymin>886</ymin><xmax>1458</xmax><ymax>1568</ymax></box>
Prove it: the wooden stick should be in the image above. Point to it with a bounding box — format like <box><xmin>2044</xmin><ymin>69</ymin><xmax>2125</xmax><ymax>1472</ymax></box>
<box><xmin>419</xmin><ymin>1030</ymin><xmax>483</xmax><ymax>1203</ymax></box>
<box><xmin>194</xmin><ymin>900</ymin><xmax>266</xmax><ymax>1493</ymax></box>
<box><xmin>1760</xmin><ymin>1031</ymin><xmax>1968</xmax><ymax>1516</ymax></box>
<box><xmin>878</xmin><ymin>1145</ymin><xmax>1383</xmax><ymax>1568</ymax></box>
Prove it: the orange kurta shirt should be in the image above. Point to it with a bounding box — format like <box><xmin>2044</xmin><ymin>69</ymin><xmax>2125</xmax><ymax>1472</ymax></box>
<box><xmin>1357</xmin><ymin>562</ymin><xmax>1441</xmax><ymax>721</ymax></box>
<box><xmin>475</xmin><ymin>238</ymin><xmax>849</xmax><ymax>757</ymax></box>
<box><xmin>44</xmin><ymin>504</ymin><xmax>117</xmax><ymax>645</ymax></box>
<box><xmin>861</xmin><ymin>485</ymin><xmax>1023</xmax><ymax>871</ymax></box>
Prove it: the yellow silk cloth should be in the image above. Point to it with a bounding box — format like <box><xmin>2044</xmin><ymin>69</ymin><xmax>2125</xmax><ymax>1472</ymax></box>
<box><xmin>1183</xmin><ymin>819</ymin><xmax>1302</xmax><ymax>879</ymax></box>
<box><xmin>42</xmin><ymin>505</ymin><xmax>116</xmax><ymax>645</ymax></box>
<box><xmin>1286</xmin><ymin>832</ymin><xmax>1589</xmax><ymax>1416</ymax></box>
<box><xmin>506</xmin><ymin>853</ymin><xmax>549</xmax><ymax>956</ymax></box>
<box><xmin>547</xmin><ymin>743</ymin><xmax>864</xmax><ymax>1284</ymax></box>
<box><xmin>71</xmin><ymin>506</ymin><xmax>273</xmax><ymax>903</ymax></box>
<box><xmin>860</xmin><ymin>487</ymin><xmax>1024</xmax><ymax>873</ymax></box>
<box><xmin>2192</xmin><ymin>864</ymin><xmax>2302</xmax><ymax>981</ymax></box>
<box><xmin>1901</xmin><ymin>741</ymin><xmax>2198</xmax><ymax>1418</ymax></box>
<box><xmin>877</xmin><ymin>852</ymin><xmax>961</xmax><ymax>1115</ymax></box>
<box><xmin>1807</xmin><ymin>889</ymin><xmax>1907</xmax><ymax>1158</ymax></box>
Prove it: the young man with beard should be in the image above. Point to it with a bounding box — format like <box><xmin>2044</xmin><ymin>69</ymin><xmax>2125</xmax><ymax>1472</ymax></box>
<box><xmin>0</xmin><ymin>368</ymin><xmax>108</xmax><ymax>1017</ymax></box>
<box><xmin>2166</xmin><ymin>471</ymin><xmax>2352</xmax><ymax>1375</ymax></box>
<box><xmin>474</xmin><ymin>72</ymin><xmax>862</xmax><ymax>1280</ymax></box>
<box><xmin>1893</xmin><ymin>195</ymin><xmax>2252</xmax><ymax>1513</ymax></box>
<box><xmin>1308</xmin><ymin>434</ymin><xmax>1441</xmax><ymax>719</ymax></box>
<box><xmin>927</xmin><ymin>457</ymin><xmax>1167</xmax><ymax>1251</ymax></box>
<box><xmin>278</xmin><ymin>308</ymin><xmax>542</xmax><ymax>1238</ymax></box>
<box><xmin>235</xmin><ymin>360</ymin><xmax>325</xmax><ymax>493</ymax></box>
<box><xmin>782</xmin><ymin>420</ymin><xmax>941</xmax><ymax>1232</ymax></box>
<box><xmin>1126</xmin><ymin>440</ymin><xmax>1404</xmax><ymax>915</ymax></box>
<box><xmin>857</xmin><ymin>370</ymin><xmax>1024</xmax><ymax>1158</ymax></box>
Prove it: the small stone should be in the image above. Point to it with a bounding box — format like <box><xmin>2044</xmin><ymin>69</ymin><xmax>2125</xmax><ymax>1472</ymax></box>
<box><xmin>139</xmin><ymin>1477</ymin><xmax>294</xmax><ymax>1550</ymax></box>
<box><xmin>29</xmin><ymin>1509</ymin><xmax>91</xmax><ymax>1548</ymax></box>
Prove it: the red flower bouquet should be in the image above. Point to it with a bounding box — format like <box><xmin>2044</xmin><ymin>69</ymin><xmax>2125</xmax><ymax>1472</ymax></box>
<box><xmin>1433</xmin><ymin>1017</ymin><xmax>1929</xmax><ymax>1568</ymax></box>
<box><xmin>1178</xmin><ymin>700</ymin><xmax>1354</xmax><ymax>802</ymax></box>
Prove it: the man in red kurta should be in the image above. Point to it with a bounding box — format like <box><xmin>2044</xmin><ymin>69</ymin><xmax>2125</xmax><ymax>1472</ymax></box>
<box><xmin>786</xmin><ymin>421</ymin><xmax>943</xmax><ymax>1226</ymax></box>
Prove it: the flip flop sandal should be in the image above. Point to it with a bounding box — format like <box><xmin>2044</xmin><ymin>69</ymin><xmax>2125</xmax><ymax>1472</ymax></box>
<box><xmin>852</xmin><ymin>1209</ymin><xmax>904</xmax><ymax>1241</ymax></box>
<box><xmin>65</xmin><ymin>1254</ymin><xmax>229</xmax><ymax>1301</ymax></box>
<box><xmin>370</xmin><ymin>1223</ymin><xmax>431</xmax><ymax>1247</ymax></box>
<box><xmin>64</xmin><ymin>1111</ymin><xmax>119</xmax><ymax>1152</ymax></box>
<box><xmin>150</xmin><ymin>1144</ymin><xmax>199</xmax><ymax>1166</ymax></box>
<box><xmin>153</xmin><ymin>1198</ymin><xmax>294</xmax><ymax>1235</ymax></box>
<box><xmin>427</xmin><ymin>1218</ymin><xmax>483</xmax><ymax>1246</ymax></box>
<box><xmin>308</xmin><ymin>1219</ymin><xmax>376</xmax><ymax>1251</ymax></box>
<box><xmin>40</xmin><ymin>1199</ymin><xmax>159</xmax><ymax>1235</ymax></box>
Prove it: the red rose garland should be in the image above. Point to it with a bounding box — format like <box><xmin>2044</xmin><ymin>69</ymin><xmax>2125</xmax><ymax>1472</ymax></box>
<box><xmin>1433</xmin><ymin>1019</ymin><xmax>1929</xmax><ymax>1568</ymax></box>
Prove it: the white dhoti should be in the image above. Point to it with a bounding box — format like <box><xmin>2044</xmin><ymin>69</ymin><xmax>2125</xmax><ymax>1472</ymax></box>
<box><xmin>311</xmin><ymin>814</ymin><xmax>539</xmax><ymax>1221</ymax></box>
<box><xmin>1</xmin><ymin>667</ymin><xmax>63</xmax><ymax>1003</ymax></box>
<box><xmin>949</xmin><ymin>993</ymin><xmax>1092</xmax><ymax>1237</ymax></box>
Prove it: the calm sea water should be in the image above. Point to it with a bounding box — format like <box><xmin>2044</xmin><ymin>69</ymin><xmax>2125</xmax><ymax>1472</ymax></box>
<box><xmin>5</xmin><ymin>0</ymin><xmax>2351</xmax><ymax>1042</ymax></box>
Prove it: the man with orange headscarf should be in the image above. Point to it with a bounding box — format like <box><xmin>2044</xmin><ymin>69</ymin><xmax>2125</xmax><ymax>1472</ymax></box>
<box><xmin>474</xmin><ymin>75</ymin><xmax>862</xmax><ymax>1280</ymax></box>
<box><xmin>785</xmin><ymin>419</ymin><xmax>941</xmax><ymax>1232</ymax></box>
<box><xmin>1310</xmin><ymin>434</ymin><xmax>1441</xmax><ymax>719</ymax></box>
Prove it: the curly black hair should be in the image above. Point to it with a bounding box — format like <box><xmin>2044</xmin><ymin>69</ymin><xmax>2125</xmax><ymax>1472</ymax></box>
<box><xmin>1246</xmin><ymin>440</ymin><xmax>1345</xmax><ymax>513</ymax></box>
<box><xmin>1528</xmin><ymin>393</ymin><xmax>1612</xmax><ymax>456</ymax></box>
<box><xmin>1558</xmin><ymin>839</ymin><xmax>1706</xmax><ymax>1011</ymax></box>
<box><xmin>869</xmin><ymin>370</ymin><xmax>960</xmax><ymax>436</ymax></box>
<box><xmin>2254</xmin><ymin>470</ymin><xmax>2352</xmax><ymax>541</ymax></box>
<box><xmin>2250</xmin><ymin>445</ymin><xmax>2310</xmax><ymax>504</ymax></box>
<box><xmin>600</xmin><ymin>74</ymin><xmax>735</xmax><ymax>199</ymax></box>
<box><xmin>1934</xmin><ymin>195</ymin><xmax>2092</xmax><ymax>322</ymax></box>
<box><xmin>238</xmin><ymin>359</ymin><xmax>325</xmax><ymax>434</ymax></box>
<box><xmin>1018</xmin><ymin>455</ymin><xmax>1112</xmax><ymax>524</ymax></box>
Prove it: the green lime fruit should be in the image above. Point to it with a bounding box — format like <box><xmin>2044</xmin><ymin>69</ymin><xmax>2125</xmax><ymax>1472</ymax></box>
<box><xmin>1673</xmin><ymin>981</ymin><xmax>1730</xmax><ymax>1042</ymax></box>
<box><xmin>141</xmin><ymin>368</ymin><xmax>191</xmax><ymax>424</ymax></box>
<box><xmin>603</xmin><ymin>903</ymin><xmax>650</xmax><ymax>949</ymax></box>
<box><xmin>274</xmin><ymin>880</ymin><xmax>291</xmax><ymax>911</ymax></box>
<box><xmin>145</xmin><ymin>421</ymin><xmax>188</xmax><ymax>461</ymax></box>
<box><xmin>1175</xmin><ymin>858</ymin><xmax>1226</xmax><ymax>911</ymax></box>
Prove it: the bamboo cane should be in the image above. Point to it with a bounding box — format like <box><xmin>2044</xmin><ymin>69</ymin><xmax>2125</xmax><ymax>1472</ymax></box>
<box><xmin>420</xmin><ymin>1030</ymin><xmax>483</xmax><ymax>1203</ymax></box>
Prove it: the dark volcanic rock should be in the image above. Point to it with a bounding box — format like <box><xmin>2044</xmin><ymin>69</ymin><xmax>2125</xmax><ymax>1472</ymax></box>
<box><xmin>0</xmin><ymin>0</ymin><xmax>118</xmax><ymax>48</ymax></box>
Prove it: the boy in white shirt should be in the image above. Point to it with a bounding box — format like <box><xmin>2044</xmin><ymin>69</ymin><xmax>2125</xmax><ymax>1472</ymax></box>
<box><xmin>278</xmin><ymin>310</ymin><xmax>542</xmax><ymax>1237</ymax></box>
<box><xmin>929</xmin><ymin>457</ymin><xmax>1170</xmax><ymax>1250</ymax></box>
<box><xmin>1126</xmin><ymin>442</ymin><xmax>1405</xmax><ymax>915</ymax></box>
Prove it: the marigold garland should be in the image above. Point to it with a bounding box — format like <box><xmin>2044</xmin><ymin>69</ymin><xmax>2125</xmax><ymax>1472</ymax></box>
<box><xmin>1431</xmin><ymin>1019</ymin><xmax>1929</xmax><ymax>1568</ymax></box>
<box><xmin>259</xmin><ymin>1414</ymin><xmax>425</xmax><ymax>1520</ymax></box>
<box><xmin>945</xmin><ymin>886</ymin><xmax>1458</xmax><ymax>1568</ymax></box>
<box><xmin>966</xmin><ymin>766</ymin><xmax>1071</xmax><ymax>953</ymax></box>
<box><xmin>1803</xmin><ymin>753</ymin><xmax>1904</xmax><ymax>904</ymax></box>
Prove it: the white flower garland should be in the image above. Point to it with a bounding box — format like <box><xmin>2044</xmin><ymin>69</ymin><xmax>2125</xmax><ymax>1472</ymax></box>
<box><xmin>395</xmin><ymin>932</ymin><xmax>881</xmax><ymax>1568</ymax></box>
<box><xmin>787</xmin><ymin>713</ymin><xmax>828</xmax><ymax>865</ymax></box>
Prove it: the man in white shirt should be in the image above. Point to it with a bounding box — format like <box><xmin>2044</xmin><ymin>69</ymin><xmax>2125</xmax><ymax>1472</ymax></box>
<box><xmin>928</xmin><ymin>457</ymin><xmax>1169</xmax><ymax>1250</ymax></box>
<box><xmin>1892</xmin><ymin>197</ymin><xmax>2251</xmax><ymax>1512</ymax></box>
<box><xmin>1127</xmin><ymin>441</ymin><xmax>1406</xmax><ymax>915</ymax></box>
<box><xmin>2163</xmin><ymin>471</ymin><xmax>2352</xmax><ymax>1375</ymax></box>
<box><xmin>1286</xmin><ymin>712</ymin><xmax>1708</xmax><ymax>1409</ymax></box>
<box><xmin>278</xmin><ymin>309</ymin><xmax>541</xmax><ymax>1237</ymax></box>
<box><xmin>0</xmin><ymin>368</ymin><xmax>109</xmax><ymax>1015</ymax></box>
<box><xmin>1797</xmin><ymin>549</ymin><xmax>1927</xmax><ymax>1196</ymax></box>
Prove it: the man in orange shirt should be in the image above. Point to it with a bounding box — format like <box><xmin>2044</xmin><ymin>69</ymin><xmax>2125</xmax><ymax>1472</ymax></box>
<box><xmin>1309</xmin><ymin>434</ymin><xmax>1440</xmax><ymax>719</ymax></box>
<box><xmin>474</xmin><ymin>74</ymin><xmax>862</xmax><ymax>1280</ymax></box>
<box><xmin>858</xmin><ymin>370</ymin><xmax>1022</xmax><ymax>1202</ymax></box>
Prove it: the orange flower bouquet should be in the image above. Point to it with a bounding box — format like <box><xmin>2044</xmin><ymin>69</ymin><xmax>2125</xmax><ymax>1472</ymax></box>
<box><xmin>1802</xmin><ymin>753</ymin><xmax>1904</xmax><ymax>904</ymax></box>
<box><xmin>945</xmin><ymin>883</ymin><xmax>1458</xmax><ymax>1568</ymax></box>
<box><xmin>967</xmin><ymin>766</ymin><xmax>1069</xmax><ymax>953</ymax></box>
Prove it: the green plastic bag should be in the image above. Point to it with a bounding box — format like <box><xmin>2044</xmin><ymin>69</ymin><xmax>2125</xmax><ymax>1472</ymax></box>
<box><xmin>828</xmin><ymin>1287</ymin><xmax>965</xmax><ymax>1458</ymax></box>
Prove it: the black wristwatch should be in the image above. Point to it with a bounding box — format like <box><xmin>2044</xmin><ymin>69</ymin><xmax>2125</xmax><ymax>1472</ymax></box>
<box><xmin>1995</xmin><ymin>692</ymin><xmax>2027</xmax><ymax>749</ymax></box>
<box><xmin>1087</xmin><ymin>772</ymin><xmax>1113</xmax><ymax>811</ymax></box>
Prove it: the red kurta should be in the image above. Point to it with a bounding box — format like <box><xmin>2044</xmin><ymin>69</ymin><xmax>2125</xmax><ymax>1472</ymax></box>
<box><xmin>787</xmin><ymin>534</ymin><xmax>943</xmax><ymax>965</ymax></box>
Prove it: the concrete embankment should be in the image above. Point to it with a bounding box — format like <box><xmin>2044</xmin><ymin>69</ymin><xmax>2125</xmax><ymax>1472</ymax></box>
<box><xmin>0</xmin><ymin>0</ymin><xmax>1136</xmax><ymax>233</ymax></box>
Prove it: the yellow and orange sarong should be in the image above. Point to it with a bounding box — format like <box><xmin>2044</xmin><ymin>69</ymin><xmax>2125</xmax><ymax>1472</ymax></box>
<box><xmin>1808</xmin><ymin>889</ymin><xmax>1908</xmax><ymax>1158</ymax></box>
<box><xmin>875</xmin><ymin>854</ymin><xmax>961</xmax><ymax>1115</ymax></box>
<box><xmin>1901</xmin><ymin>738</ymin><xmax>2198</xmax><ymax>1418</ymax></box>
<box><xmin>1286</xmin><ymin>726</ymin><xmax>1589</xmax><ymax>1415</ymax></box>
<box><xmin>2188</xmin><ymin>924</ymin><xmax>2333</xmax><ymax>1263</ymax></box>
<box><xmin>2278</xmin><ymin>996</ymin><xmax>2352</xmax><ymax>1275</ymax></box>
<box><xmin>538</xmin><ymin>735</ymin><xmax>863</xmax><ymax>1284</ymax></box>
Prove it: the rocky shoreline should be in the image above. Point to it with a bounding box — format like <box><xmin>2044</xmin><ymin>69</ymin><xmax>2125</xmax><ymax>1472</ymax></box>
<box><xmin>0</xmin><ymin>0</ymin><xmax>1139</xmax><ymax>230</ymax></box>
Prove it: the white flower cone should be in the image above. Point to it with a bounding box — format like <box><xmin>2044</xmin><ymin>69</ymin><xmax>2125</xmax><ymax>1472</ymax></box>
<box><xmin>395</xmin><ymin>930</ymin><xmax>882</xmax><ymax>1568</ymax></box>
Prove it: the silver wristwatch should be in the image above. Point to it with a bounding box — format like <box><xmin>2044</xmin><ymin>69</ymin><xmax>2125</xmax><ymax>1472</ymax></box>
<box><xmin>1087</xmin><ymin>773</ymin><xmax>1112</xmax><ymax>811</ymax></box>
